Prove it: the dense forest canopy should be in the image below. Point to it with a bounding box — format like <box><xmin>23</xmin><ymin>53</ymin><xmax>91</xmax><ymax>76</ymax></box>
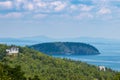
<box><xmin>0</xmin><ymin>44</ymin><xmax>119</xmax><ymax>80</ymax></box>
<box><xmin>30</xmin><ymin>42</ymin><xmax>100</xmax><ymax>55</ymax></box>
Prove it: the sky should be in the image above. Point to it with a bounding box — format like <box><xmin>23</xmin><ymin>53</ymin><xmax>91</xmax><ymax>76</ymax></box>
<box><xmin>0</xmin><ymin>0</ymin><xmax>120</xmax><ymax>39</ymax></box>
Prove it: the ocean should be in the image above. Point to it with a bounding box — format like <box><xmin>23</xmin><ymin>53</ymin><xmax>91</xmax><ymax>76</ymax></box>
<box><xmin>53</xmin><ymin>42</ymin><xmax>120</xmax><ymax>71</ymax></box>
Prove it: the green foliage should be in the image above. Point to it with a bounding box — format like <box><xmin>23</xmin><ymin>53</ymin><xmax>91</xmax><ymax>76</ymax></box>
<box><xmin>30</xmin><ymin>42</ymin><xmax>100</xmax><ymax>55</ymax></box>
<box><xmin>0</xmin><ymin>44</ymin><xmax>9</xmax><ymax>59</ymax></box>
<box><xmin>0</xmin><ymin>62</ymin><xmax>25</xmax><ymax>80</ymax></box>
<box><xmin>0</xmin><ymin>44</ymin><xmax>117</xmax><ymax>80</ymax></box>
<box><xmin>114</xmin><ymin>72</ymin><xmax>120</xmax><ymax>80</ymax></box>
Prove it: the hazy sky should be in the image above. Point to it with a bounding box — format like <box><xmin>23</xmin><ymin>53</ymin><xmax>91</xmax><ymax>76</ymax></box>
<box><xmin>0</xmin><ymin>0</ymin><xmax>120</xmax><ymax>39</ymax></box>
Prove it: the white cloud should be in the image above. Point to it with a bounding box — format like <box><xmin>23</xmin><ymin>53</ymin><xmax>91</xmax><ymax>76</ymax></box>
<box><xmin>51</xmin><ymin>1</ymin><xmax>67</xmax><ymax>11</ymax></box>
<box><xmin>36</xmin><ymin>2</ymin><xmax>47</xmax><ymax>8</ymax></box>
<box><xmin>15</xmin><ymin>0</ymin><xmax>35</xmax><ymax>11</ymax></box>
<box><xmin>80</xmin><ymin>4</ymin><xmax>94</xmax><ymax>11</ymax></box>
<box><xmin>0</xmin><ymin>1</ymin><xmax>13</xmax><ymax>9</ymax></box>
<box><xmin>70</xmin><ymin>5</ymin><xmax>77</xmax><ymax>10</ymax></box>
<box><xmin>76</xmin><ymin>13</ymin><xmax>93</xmax><ymax>19</ymax></box>
<box><xmin>15</xmin><ymin>0</ymin><xmax>26</xmax><ymax>9</ymax></box>
<box><xmin>33</xmin><ymin>0</ymin><xmax>40</xmax><ymax>2</ymax></box>
<box><xmin>16</xmin><ymin>0</ymin><xmax>24</xmax><ymax>3</ymax></box>
<box><xmin>33</xmin><ymin>0</ymin><xmax>47</xmax><ymax>8</ymax></box>
<box><xmin>0</xmin><ymin>0</ymin><xmax>119</xmax><ymax>20</ymax></box>
<box><xmin>98</xmin><ymin>8</ymin><xmax>111</xmax><ymax>15</ymax></box>
<box><xmin>26</xmin><ymin>3</ymin><xmax>34</xmax><ymax>10</ymax></box>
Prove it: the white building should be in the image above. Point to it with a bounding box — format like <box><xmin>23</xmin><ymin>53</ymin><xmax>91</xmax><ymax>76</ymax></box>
<box><xmin>98</xmin><ymin>66</ymin><xmax>106</xmax><ymax>71</ymax></box>
<box><xmin>6</xmin><ymin>47</ymin><xmax>19</xmax><ymax>56</ymax></box>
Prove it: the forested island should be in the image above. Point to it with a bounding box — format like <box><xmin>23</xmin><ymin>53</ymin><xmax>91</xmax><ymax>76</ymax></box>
<box><xmin>30</xmin><ymin>42</ymin><xmax>100</xmax><ymax>55</ymax></box>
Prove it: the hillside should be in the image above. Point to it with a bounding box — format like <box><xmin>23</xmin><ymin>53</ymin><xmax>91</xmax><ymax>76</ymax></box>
<box><xmin>30</xmin><ymin>42</ymin><xmax>100</xmax><ymax>55</ymax></box>
<box><xmin>0</xmin><ymin>44</ymin><xmax>117</xmax><ymax>80</ymax></box>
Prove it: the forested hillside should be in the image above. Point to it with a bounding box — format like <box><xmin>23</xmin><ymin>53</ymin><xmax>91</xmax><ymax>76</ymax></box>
<box><xmin>30</xmin><ymin>42</ymin><xmax>100</xmax><ymax>55</ymax></box>
<box><xmin>0</xmin><ymin>44</ymin><xmax>118</xmax><ymax>80</ymax></box>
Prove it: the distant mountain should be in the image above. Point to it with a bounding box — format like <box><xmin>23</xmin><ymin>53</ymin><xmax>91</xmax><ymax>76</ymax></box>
<box><xmin>22</xmin><ymin>36</ymin><xmax>120</xmax><ymax>44</ymax></box>
<box><xmin>0</xmin><ymin>38</ymin><xmax>38</xmax><ymax>46</ymax></box>
<box><xmin>0</xmin><ymin>38</ymin><xmax>30</xmax><ymax>42</ymax></box>
<box><xmin>22</xmin><ymin>36</ymin><xmax>55</xmax><ymax>42</ymax></box>
<box><xmin>30</xmin><ymin>42</ymin><xmax>100</xmax><ymax>55</ymax></box>
<box><xmin>1</xmin><ymin>36</ymin><xmax>120</xmax><ymax>46</ymax></box>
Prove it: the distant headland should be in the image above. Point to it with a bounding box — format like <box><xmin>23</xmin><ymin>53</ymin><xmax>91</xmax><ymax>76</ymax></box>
<box><xmin>30</xmin><ymin>42</ymin><xmax>100</xmax><ymax>55</ymax></box>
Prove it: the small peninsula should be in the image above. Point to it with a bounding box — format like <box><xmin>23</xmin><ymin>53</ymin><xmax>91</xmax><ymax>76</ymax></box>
<box><xmin>30</xmin><ymin>42</ymin><xmax>100</xmax><ymax>55</ymax></box>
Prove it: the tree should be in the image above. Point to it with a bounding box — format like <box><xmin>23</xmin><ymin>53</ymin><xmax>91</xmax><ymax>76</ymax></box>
<box><xmin>0</xmin><ymin>63</ymin><xmax>26</xmax><ymax>80</ymax></box>
<box><xmin>114</xmin><ymin>73</ymin><xmax>120</xmax><ymax>80</ymax></box>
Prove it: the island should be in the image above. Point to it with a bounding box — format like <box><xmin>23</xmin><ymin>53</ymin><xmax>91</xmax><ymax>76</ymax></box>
<box><xmin>30</xmin><ymin>42</ymin><xmax>100</xmax><ymax>55</ymax></box>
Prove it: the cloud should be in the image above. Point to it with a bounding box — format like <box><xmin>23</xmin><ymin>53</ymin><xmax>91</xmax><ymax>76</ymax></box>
<box><xmin>36</xmin><ymin>1</ymin><xmax>47</xmax><ymax>8</ymax></box>
<box><xmin>50</xmin><ymin>1</ymin><xmax>67</xmax><ymax>11</ymax></box>
<box><xmin>76</xmin><ymin>13</ymin><xmax>93</xmax><ymax>19</ymax></box>
<box><xmin>14</xmin><ymin>0</ymin><xmax>67</xmax><ymax>12</ymax></box>
<box><xmin>98</xmin><ymin>8</ymin><xmax>111</xmax><ymax>15</ymax></box>
<box><xmin>15</xmin><ymin>0</ymin><xmax>26</xmax><ymax>9</ymax></box>
<box><xmin>26</xmin><ymin>3</ymin><xmax>34</xmax><ymax>10</ymax></box>
<box><xmin>80</xmin><ymin>4</ymin><xmax>94</xmax><ymax>11</ymax></box>
<box><xmin>0</xmin><ymin>1</ymin><xmax>13</xmax><ymax>9</ymax></box>
<box><xmin>70</xmin><ymin>4</ymin><xmax>93</xmax><ymax>12</ymax></box>
<box><xmin>70</xmin><ymin>5</ymin><xmax>78</xmax><ymax>10</ymax></box>
<box><xmin>0</xmin><ymin>0</ymin><xmax>120</xmax><ymax>20</ymax></box>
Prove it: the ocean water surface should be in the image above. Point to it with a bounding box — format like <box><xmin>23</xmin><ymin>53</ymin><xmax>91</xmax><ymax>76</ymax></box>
<box><xmin>53</xmin><ymin>43</ymin><xmax>120</xmax><ymax>71</ymax></box>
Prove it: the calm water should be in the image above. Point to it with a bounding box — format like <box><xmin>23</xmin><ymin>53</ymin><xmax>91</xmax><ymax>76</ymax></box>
<box><xmin>53</xmin><ymin>43</ymin><xmax>120</xmax><ymax>71</ymax></box>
